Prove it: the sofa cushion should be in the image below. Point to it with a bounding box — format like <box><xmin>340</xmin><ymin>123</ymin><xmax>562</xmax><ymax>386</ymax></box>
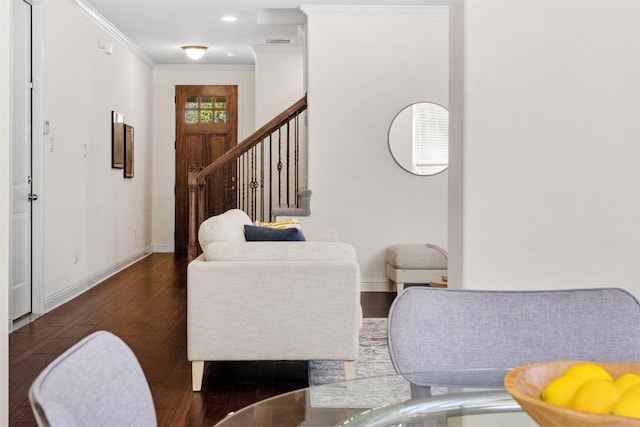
<box><xmin>300</xmin><ymin>227</ymin><xmax>339</xmax><ymax>242</ymax></box>
<box><xmin>244</xmin><ymin>225</ymin><xmax>306</xmax><ymax>241</ymax></box>
<box><xmin>198</xmin><ymin>209</ymin><xmax>252</xmax><ymax>246</ymax></box>
<box><xmin>255</xmin><ymin>219</ymin><xmax>301</xmax><ymax>229</ymax></box>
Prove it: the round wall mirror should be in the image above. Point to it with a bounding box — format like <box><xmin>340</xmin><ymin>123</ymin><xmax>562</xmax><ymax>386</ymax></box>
<box><xmin>388</xmin><ymin>102</ymin><xmax>449</xmax><ymax>176</ymax></box>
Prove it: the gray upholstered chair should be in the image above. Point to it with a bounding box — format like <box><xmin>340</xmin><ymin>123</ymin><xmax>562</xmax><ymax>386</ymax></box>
<box><xmin>29</xmin><ymin>331</ymin><xmax>156</xmax><ymax>427</ymax></box>
<box><xmin>388</xmin><ymin>287</ymin><xmax>640</xmax><ymax>397</ymax></box>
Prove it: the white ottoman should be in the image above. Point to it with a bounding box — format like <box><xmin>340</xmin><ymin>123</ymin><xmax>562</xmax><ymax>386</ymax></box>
<box><xmin>385</xmin><ymin>244</ymin><xmax>448</xmax><ymax>293</ymax></box>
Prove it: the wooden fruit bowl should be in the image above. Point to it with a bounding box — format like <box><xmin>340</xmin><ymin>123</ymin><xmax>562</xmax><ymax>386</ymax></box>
<box><xmin>504</xmin><ymin>361</ymin><xmax>640</xmax><ymax>427</ymax></box>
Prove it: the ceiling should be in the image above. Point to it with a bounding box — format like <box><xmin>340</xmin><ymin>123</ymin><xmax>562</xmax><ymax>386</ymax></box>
<box><xmin>81</xmin><ymin>0</ymin><xmax>444</xmax><ymax>66</ymax></box>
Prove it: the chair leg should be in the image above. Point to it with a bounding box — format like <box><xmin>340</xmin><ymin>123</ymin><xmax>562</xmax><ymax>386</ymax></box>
<box><xmin>344</xmin><ymin>360</ymin><xmax>355</xmax><ymax>380</ymax></box>
<box><xmin>192</xmin><ymin>361</ymin><xmax>205</xmax><ymax>391</ymax></box>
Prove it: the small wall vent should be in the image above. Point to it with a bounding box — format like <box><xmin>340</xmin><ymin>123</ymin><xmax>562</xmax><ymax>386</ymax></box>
<box><xmin>265</xmin><ymin>38</ymin><xmax>291</xmax><ymax>44</ymax></box>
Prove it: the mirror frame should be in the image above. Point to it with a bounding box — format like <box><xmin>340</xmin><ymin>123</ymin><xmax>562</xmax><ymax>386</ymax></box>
<box><xmin>388</xmin><ymin>101</ymin><xmax>449</xmax><ymax>176</ymax></box>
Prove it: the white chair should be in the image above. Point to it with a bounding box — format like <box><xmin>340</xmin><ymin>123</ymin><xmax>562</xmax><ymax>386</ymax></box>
<box><xmin>29</xmin><ymin>331</ymin><xmax>156</xmax><ymax>427</ymax></box>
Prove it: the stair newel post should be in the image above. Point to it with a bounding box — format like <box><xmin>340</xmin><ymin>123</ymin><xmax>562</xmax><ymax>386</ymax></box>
<box><xmin>187</xmin><ymin>166</ymin><xmax>200</xmax><ymax>262</ymax></box>
<box><xmin>197</xmin><ymin>174</ymin><xmax>205</xmax><ymax>235</ymax></box>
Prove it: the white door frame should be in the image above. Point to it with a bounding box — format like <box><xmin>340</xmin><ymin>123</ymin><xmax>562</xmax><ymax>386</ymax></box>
<box><xmin>30</xmin><ymin>0</ymin><xmax>44</xmax><ymax>317</ymax></box>
<box><xmin>9</xmin><ymin>0</ymin><xmax>44</xmax><ymax>331</ymax></box>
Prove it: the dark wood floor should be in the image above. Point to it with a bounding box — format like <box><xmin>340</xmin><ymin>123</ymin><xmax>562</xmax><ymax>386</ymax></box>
<box><xmin>9</xmin><ymin>253</ymin><xmax>395</xmax><ymax>426</ymax></box>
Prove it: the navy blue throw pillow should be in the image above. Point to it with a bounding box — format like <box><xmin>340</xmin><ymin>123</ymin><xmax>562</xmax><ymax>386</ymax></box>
<box><xmin>244</xmin><ymin>225</ymin><xmax>306</xmax><ymax>242</ymax></box>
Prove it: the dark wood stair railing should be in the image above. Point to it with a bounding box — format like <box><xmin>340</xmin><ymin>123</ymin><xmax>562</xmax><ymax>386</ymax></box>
<box><xmin>188</xmin><ymin>95</ymin><xmax>308</xmax><ymax>261</ymax></box>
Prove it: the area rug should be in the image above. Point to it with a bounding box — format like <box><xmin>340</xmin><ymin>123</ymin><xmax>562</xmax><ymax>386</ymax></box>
<box><xmin>307</xmin><ymin>318</ymin><xmax>411</xmax><ymax>408</ymax></box>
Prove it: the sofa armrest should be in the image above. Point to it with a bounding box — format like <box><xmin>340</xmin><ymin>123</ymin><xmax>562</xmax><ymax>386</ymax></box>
<box><xmin>187</xmin><ymin>255</ymin><xmax>362</xmax><ymax>361</ymax></box>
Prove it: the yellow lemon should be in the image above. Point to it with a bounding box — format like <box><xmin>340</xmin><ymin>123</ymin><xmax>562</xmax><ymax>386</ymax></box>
<box><xmin>540</xmin><ymin>375</ymin><xmax>584</xmax><ymax>407</ymax></box>
<box><xmin>563</xmin><ymin>363</ymin><xmax>613</xmax><ymax>382</ymax></box>
<box><xmin>570</xmin><ymin>379</ymin><xmax>619</xmax><ymax>414</ymax></box>
<box><xmin>613</xmin><ymin>384</ymin><xmax>640</xmax><ymax>419</ymax></box>
<box><xmin>614</xmin><ymin>373</ymin><xmax>640</xmax><ymax>395</ymax></box>
<box><xmin>622</xmin><ymin>383</ymin><xmax>640</xmax><ymax>396</ymax></box>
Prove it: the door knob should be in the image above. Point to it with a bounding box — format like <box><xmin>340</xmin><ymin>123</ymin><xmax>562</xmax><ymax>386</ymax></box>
<box><xmin>28</xmin><ymin>193</ymin><xmax>38</xmax><ymax>202</ymax></box>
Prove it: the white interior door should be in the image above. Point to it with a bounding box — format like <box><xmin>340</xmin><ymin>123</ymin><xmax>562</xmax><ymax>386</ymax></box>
<box><xmin>10</xmin><ymin>0</ymin><xmax>33</xmax><ymax>320</ymax></box>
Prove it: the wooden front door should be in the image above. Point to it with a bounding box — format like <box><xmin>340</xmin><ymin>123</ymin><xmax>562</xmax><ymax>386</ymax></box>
<box><xmin>175</xmin><ymin>85</ymin><xmax>238</xmax><ymax>253</ymax></box>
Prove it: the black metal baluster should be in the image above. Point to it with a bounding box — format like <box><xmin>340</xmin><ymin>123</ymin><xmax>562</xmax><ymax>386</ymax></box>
<box><xmin>251</xmin><ymin>146</ymin><xmax>259</xmax><ymax>220</ymax></box>
<box><xmin>235</xmin><ymin>155</ymin><xmax>239</xmax><ymax>212</ymax></box>
<box><xmin>294</xmin><ymin>115</ymin><xmax>299</xmax><ymax>196</ymax></box>
<box><xmin>241</xmin><ymin>152</ymin><xmax>245</xmax><ymax>215</ymax></box>
<box><xmin>269</xmin><ymin>134</ymin><xmax>273</xmax><ymax>221</ymax></box>
<box><xmin>260</xmin><ymin>138</ymin><xmax>265</xmax><ymax>221</ymax></box>
<box><xmin>245</xmin><ymin>152</ymin><xmax>250</xmax><ymax>219</ymax></box>
<box><xmin>286</xmin><ymin>120</ymin><xmax>290</xmax><ymax>207</ymax></box>
<box><xmin>237</xmin><ymin>154</ymin><xmax>242</xmax><ymax>212</ymax></box>
<box><xmin>277</xmin><ymin>128</ymin><xmax>283</xmax><ymax>210</ymax></box>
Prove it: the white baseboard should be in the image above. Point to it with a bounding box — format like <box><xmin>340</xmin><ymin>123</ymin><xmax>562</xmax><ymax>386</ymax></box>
<box><xmin>153</xmin><ymin>244</ymin><xmax>173</xmax><ymax>253</ymax></box>
<box><xmin>43</xmin><ymin>246</ymin><xmax>153</xmax><ymax>313</ymax></box>
<box><xmin>361</xmin><ymin>278</ymin><xmax>391</xmax><ymax>292</ymax></box>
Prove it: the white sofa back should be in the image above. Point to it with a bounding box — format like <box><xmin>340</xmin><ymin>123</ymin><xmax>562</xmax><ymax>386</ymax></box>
<box><xmin>198</xmin><ymin>209</ymin><xmax>349</xmax><ymax>262</ymax></box>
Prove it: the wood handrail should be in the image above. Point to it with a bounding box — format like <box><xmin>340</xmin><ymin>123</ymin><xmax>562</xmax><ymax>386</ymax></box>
<box><xmin>194</xmin><ymin>95</ymin><xmax>307</xmax><ymax>184</ymax></box>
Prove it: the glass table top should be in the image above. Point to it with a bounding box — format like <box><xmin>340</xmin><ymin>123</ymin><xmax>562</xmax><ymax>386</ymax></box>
<box><xmin>214</xmin><ymin>371</ymin><xmax>538</xmax><ymax>427</ymax></box>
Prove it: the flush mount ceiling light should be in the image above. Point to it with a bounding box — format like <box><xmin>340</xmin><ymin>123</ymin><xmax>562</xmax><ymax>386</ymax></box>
<box><xmin>181</xmin><ymin>45</ymin><xmax>208</xmax><ymax>60</ymax></box>
<box><xmin>220</xmin><ymin>15</ymin><xmax>237</xmax><ymax>22</ymax></box>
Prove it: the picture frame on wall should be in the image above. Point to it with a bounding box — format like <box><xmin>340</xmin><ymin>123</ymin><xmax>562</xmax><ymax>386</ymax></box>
<box><xmin>111</xmin><ymin>111</ymin><xmax>125</xmax><ymax>169</ymax></box>
<box><xmin>124</xmin><ymin>124</ymin><xmax>134</xmax><ymax>178</ymax></box>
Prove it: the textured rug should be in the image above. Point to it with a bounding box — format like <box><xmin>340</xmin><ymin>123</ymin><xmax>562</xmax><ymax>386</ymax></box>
<box><xmin>308</xmin><ymin>318</ymin><xmax>411</xmax><ymax>408</ymax></box>
<box><xmin>308</xmin><ymin>318</ymin><xmax>397</xmax><ymax>384</ymax></box>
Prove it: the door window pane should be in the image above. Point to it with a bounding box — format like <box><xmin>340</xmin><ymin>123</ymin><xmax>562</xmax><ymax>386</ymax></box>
<box><xmin>214</xmin><ymin>111</ymin><xmax>227</xmax><ymax>123</ymax></box>
<box><xmin>201</xmin><ymin>96</ymin><xmax>213</xmax><ymax>109</ymax></box>
<box><xmin>186</xmin><ymin>96</ymin><xmax>198</xmax><ymax>109</ymax></box>
<box><xmin>185</xmin><ymin>110</ymin><xmax>198</xmax><ymax>123</ymax></box>
<box><xmin>215</xmin><ymin>97</ymin><xmax>227</xmax><ymax>109</ymax></box>
<box><xmin>200</xmin><ymin>110</ymin><xmax>213</xmax><ymax>123</ymax></box>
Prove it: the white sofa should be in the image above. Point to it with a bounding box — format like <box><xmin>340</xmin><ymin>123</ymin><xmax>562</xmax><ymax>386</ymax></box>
<box><xmin>187</xmin><ymin>209</ymin><xmax>362</xmax><ymax>391</ymax></box>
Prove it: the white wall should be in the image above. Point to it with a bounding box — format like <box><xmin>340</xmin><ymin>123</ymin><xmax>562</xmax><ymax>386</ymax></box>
<box><xmin>1</xmin><ymin>0</ymin><xmax>9</xmax><ymax>422</ymax></box>
<box><xmin>42</xmin><ymin>0</ymin><xmax>153</xmax><ymax>306</ymax></box>
<box><xmin>253</xmin><ymin>43</ymin><xmax>307</xmax><ymax>204</ymax></box>
<box><xmin>388</xmin><ymin>106</ymin><xmax>413</xmax><ymax>170</ymax></box>
<box><xmin>451</xmin><ymin>0</ymin><xmax>640</xmax><ymax>297</ymax></box>
<box><xmin>151</xmin><ymin>66</ymin><xmax>255</xmax><ymax>251</ymax></box>
<box><xmin>253</xmin><ymin>44</ymin><xmax>305</xmax><ymax>127</ymax></box>
<box><xmin>304</xmin><ymin>6</ymin><xmax>449</xmax><ymax>287</ymax></box>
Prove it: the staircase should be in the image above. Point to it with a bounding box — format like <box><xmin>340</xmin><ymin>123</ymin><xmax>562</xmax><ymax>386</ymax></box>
<box><xmin>188</xmin><ymin>95</ymin><xmax>309</xmax><ymax>261</ymax></box>
<box><xmin>272</xmin><ymin>187</ymin><xmax>312</xmax><ymax>218</ymax></box>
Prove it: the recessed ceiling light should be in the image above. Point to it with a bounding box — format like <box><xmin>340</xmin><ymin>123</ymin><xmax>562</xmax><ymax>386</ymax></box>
<box><xmin>220</xmin><ymin>15</ymin><xmax>237</xmax><ymax>23</ymax></box>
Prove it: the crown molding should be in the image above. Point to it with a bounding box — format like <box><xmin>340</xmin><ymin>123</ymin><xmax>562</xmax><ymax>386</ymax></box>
<box><xmin>300</xmin><ymin>5</ymin><xmax>448</xmax><ymax>16</ymax></box>
<box><xmin>71</xmin><ymin>0</ymin><xmax>155</xmax><ymax>67</ymax></box>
